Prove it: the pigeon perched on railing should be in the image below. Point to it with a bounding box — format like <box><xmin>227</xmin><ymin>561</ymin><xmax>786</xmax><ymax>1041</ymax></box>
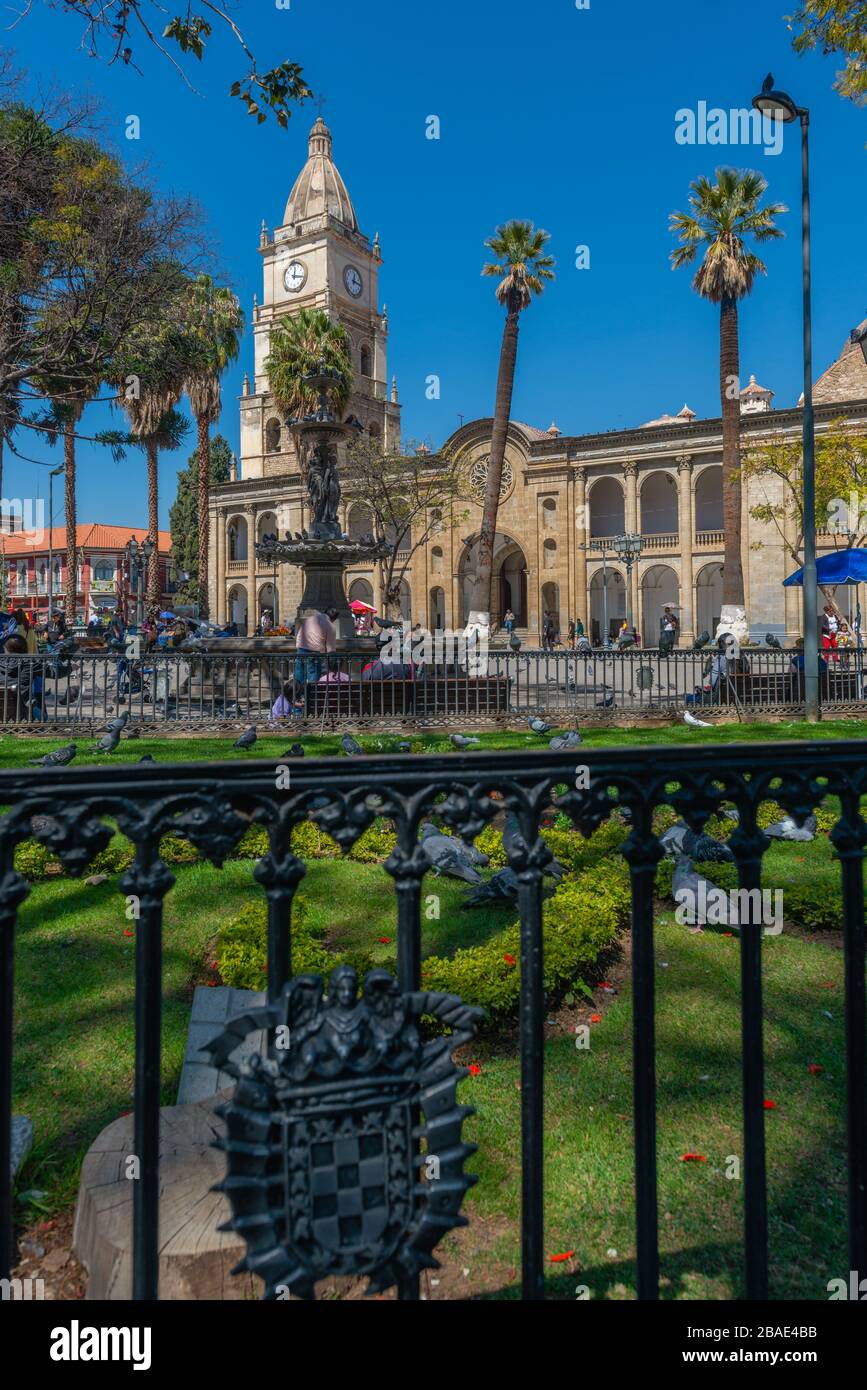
<box><xmin>527</xmin><ymin>716</ymin><xmax>552</xmax><ymax>735</ymax></box>
<box><xmin>450</xmin><ymin>733</ymin><xmax>480</xmax><ymax>749</ymax></box>
<box><xmin>461</xmin><ymin>866</ymin><xmax>520</xmax><ymax>908</ymax></box>
<box><xmin>765</xmin><ymin>633</ymin><xmax>782</xmax><ymax>650</ymax></box>
<box><xmin>549</xmin><ymin>729</ymin><xmax>582</xmax><ymax>751</ymax></box>
<box><xmin>764</xmin><ymin>812</ymin><xmax>817</xmax><ymax>842</ymax></box>
<box><xmin>91</xmin><ymin>729</ymin><xmax>120</xmax><ymax>754</ymax></box>
<box><xmin>233</xmin><ymin>726</ymin><xmax>257</xmax><ymax>751</ymax></box>
<box><xmin>509</xmin><ymin>631</ymin><xmax>522</xmax><ymax>653</ymax></box>
<box><xmin>692</xmin><ymin>631</ymin><xmax>711</xmax><ymax>650</ymax></box>
<box><xmin>417</xmin><ymin>827</ymin><xmax>483</xmax><ymax>884</ymax></box>
<box><xmin>281</xmin><ymin>744</ymin><xmax>305</xmax><ymax>757</ymax></box>
<box><xmin>341</xmin><ymin>733</ymin><xmax>363</xmax><ymax>756</ymax></box>
<box><xmin>29</xmin><ymin>743</ymin><xmax>77</xmax><ymax>767</ymax></box>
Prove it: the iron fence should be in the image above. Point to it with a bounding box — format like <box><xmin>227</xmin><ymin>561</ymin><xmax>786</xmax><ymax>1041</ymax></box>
<box><xmin>1</xmin><ymin>646</ymin><xmax>866</xmax><ymax>727</ymax></box>
<box><xmin>0</xmin><ymin>742</ymin><xmax>865</xmax><ymax>1299</ymax></box>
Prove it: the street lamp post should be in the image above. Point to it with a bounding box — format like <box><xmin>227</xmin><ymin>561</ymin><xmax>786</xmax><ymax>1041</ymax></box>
<box><xmin>579</xmin><ymin>538</ymin><xmax>619</xmax><ymax>647</ymax></box>
<box><xmin>753</xmin><ymin>76</ymin><xmax>818</xmax><ymax>721</ymax></box>
<box><xmin>126</xmin><ymin>536</ymin><xmax>155</xmax><ymax>628</ymax></box>
<box><xmin>47</xmin><ymin>464</ymin><xmax>65</xmax><ymax>627</ymax></box>
<box><xmin>614</xmin><ymin>533</ymin><xmax>642</xmax><ymax>633</ymax></box>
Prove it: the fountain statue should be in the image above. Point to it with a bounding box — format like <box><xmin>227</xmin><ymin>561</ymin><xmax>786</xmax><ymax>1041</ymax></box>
<box><xmin>254</xmin><ymin>360</ymin><xmax>392</xmax><ymax>646</ymax></box>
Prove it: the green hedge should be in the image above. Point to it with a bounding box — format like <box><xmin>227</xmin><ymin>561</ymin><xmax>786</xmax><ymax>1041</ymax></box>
<box><xmin>213</xmin><ymin>850</ymin><xmax>632</xmax><ymax>1022</ymax></box>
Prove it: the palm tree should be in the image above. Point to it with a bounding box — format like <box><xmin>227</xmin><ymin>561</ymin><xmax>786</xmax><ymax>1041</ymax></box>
<box><xmin>670</xmin><ymin>169</ymin><xmax>786</xmax><ymax>634</ymax></box>
<box><xmin>109</xmin><ymin>325</ymin><xmax>191</xmax><ymax>613</ymax></box>
<box><xmin>470</xmin><ymin>221</ymin><xmax>554</xmax><ymax>633</ymax></box>
<box><xmin>182</xmin><ymin>275</ymin><xmax>242</xmax><ymax>619</ymax></box>
<box><xmin>266</xmin><ymin>307</ymin><xmax>352</xmax><ymax>424</ymax></box>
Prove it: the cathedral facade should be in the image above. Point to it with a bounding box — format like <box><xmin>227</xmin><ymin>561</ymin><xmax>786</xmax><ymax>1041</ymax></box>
<box><xmin>209</xmin><ymin>119</ymin><xmax>867</xmax><ymax>644</ymax></box>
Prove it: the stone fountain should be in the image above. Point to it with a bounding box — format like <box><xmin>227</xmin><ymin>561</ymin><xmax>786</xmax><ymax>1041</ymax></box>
<box><xmin>255</xmin><ymin>361</ymin><xmax>391</xmax><ymax>648</ymax></box>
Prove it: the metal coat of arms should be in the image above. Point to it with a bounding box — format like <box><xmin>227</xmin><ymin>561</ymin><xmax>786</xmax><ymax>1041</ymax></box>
<box><xmin>207</xmin><ymin>966</ymin><xmax>483</xmax><ymax>1299</ymax></box>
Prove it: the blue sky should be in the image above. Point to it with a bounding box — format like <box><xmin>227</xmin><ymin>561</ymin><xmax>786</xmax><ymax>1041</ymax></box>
<box><xmin>4</xmin><ymin>0</ymin><xmax>866</xmax><ymax>532</ymax></box>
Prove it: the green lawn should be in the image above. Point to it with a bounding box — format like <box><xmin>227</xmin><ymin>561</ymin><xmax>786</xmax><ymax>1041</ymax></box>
<box><xmin>6</xmin><ymin>720</ymin><xmax>862</xmax><ymax>1298</ymax></box>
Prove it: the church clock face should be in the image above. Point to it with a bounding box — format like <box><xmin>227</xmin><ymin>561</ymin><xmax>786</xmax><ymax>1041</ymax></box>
<box><xmin>283</xmin><ymin>260</ymin><xmax>307</xmax><ymax>293</ymax></box>
<box><xmin>343</xmin><ymin>264</ymin><xmax>363</xmax><ymax>298</ymax></box>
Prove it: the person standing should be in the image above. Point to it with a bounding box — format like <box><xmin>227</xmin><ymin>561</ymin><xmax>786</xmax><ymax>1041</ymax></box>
<box><xmin>659</xmin><ymin>606</ymin><xmax>678</xmax><ymax>654</ymax></box>
<box><xmin>503</xmin><ymin>607</ymin><xmax>515</xmax><ymax>637</ymax></box>
<box><xmin>294</xmin><ymin>607</ymin><xmax>338</xmax><ymax>689</ymax></box>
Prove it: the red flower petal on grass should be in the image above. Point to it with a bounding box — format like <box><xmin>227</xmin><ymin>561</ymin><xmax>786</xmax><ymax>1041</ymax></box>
<box><xmin>548</xmin><ymin>1250</ymin><xmax>575</xmax><ymax>1263</ymax></box>
<box><xmin>820</xmin><ymin>981</ymin><xmax>837</xmax><ymax>989</ymax></box>
<box><xmin>680</xmin><ymin>1152</ymin><xmax>707</xmax><ymax>1163</ymax></box>
<box><xmin>39</xmin><ymin>1220</ymin><xmax>57</xmax><ymax>1231</ymax></box>
<box><xmin>763</xmin><ymin>1099</ymin><xmax>778</xmax><ymax>1110</ymax></box>
<box><xmin>377</xmin><ymin>936</ymin><xmax>391</xmax><ymax>944</ymax></box>
<box><xmin>122</xmin><ymin>930</ymin><xmax>134</xmax><ymax>937</ymax></box>
<box><xmin>590</xmin><ymin>1013</ymin><xmax>602</xmax><ymax>1024</ymax></box>
<box><xmin>807</xmin><ymin>1064</ymin><xmax>824</xmax><ymax>1075</ymax></box>
<box><xmin>723</xmin><ymin>932</ymin><xmax>734</xmax><ymax>938</ymax></box>
<box><xmin>467</xmin><ymin>1063</ymin><xmax>482</xmax><ymax>1076</ymax></box>
<box><xmin>503</xmin><ymin>953</ymin><xmax>517</xmax><ymax>966</ymax></box>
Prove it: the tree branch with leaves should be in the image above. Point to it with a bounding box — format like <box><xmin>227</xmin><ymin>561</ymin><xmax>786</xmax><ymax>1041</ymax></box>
<box><xmin>343</xmin><ymin>438</ymin><xmax>471</xmax><ymax>619</ymax></box>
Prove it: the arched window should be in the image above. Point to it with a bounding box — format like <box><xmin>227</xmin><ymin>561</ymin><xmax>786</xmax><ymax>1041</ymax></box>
<box><xmin>543</xmin><ymin>538</ymin><xmax>557</xmax><ymax>570</ymax></box>
<box><xmin>265</xmin><ymin>419</ymin><xmax>281</xmax><ymax>453</ymax></box>
<box><xmin>542</xmin><ymin>497</ymin><xmax>557</xmax><ymax>530</ymax></box>
<box><xmin>360</xmin><ymin>344</ymin><xmax>371</xmax><ymax>377</ymax></box>
<box><xmin>431</xmin><ymin>545</ymin><xmax>444</xmax><ymax>575</ymax></box>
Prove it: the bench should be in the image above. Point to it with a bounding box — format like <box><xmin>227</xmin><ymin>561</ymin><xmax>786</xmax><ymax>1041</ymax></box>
<box><xmin>303</xmin><ymin>675</ymin><xmax>512</xmax><ymax>719</ymax></box>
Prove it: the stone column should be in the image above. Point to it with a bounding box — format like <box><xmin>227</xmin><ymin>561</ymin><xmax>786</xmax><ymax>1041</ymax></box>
<box><xmin>623</xmin><ymin>463</ymin><xmax>639</xmax><ymax>629</ymax></box>
<box><xmin>215</xmin><ymin>507</ymin><xmax>226</xmax><ymax>624</ymax></box>
<box><xmin>677</xmin><ymin>455</ymin><xmax>695</xmax><ymax>646</ymax></box>
<box><xmin>574</xmin><ymin>467</ymin><xmax>588</xmax><ymax>631</ymax></box>
<box><xmin>244</xmin><ymin>507</ymin><xmax>255</xmax><ymax>635</ymax></box>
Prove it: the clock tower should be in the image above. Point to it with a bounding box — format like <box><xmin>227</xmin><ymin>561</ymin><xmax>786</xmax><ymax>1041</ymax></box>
<box><xmin>240</xmin><ymin>117</ymin><xmax>400</xmax><ymax>481</ymax></box>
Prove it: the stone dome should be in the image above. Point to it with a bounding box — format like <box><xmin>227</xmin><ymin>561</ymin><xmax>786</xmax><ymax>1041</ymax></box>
<box><xmin>283</xmin><ymin>118</ymin><xmax>358</xmax><ymax>231</ymax></box>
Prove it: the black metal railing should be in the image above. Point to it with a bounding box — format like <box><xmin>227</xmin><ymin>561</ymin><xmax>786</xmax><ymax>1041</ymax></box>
<box><xmin>1</xmin><ymin>742</ymin><xmax>864</xmax><ymax>1299</ymax></box>
<box><xmin>1</xmin><ymin>647</ymin><xmax>865</xmax><ymax>726</ymax></box>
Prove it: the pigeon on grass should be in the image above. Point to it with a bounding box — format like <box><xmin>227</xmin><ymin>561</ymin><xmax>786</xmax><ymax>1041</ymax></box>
<box><xmin>233</xmin><ymin>726</ymin><xmax>257</xmax><ymax>751</ymax></box>
<box><xmin>449</xmin><ymin>733</ymin><xmax>480</xmax><ymax>750</ymax></box>
<box><xmin>91</xmin><ymin>729</ymin><xmax>120</xmax><ymax>754</ymax></box>
<box><xmin>764</xmin><ymin>812</ymin><xmax>817</xmax><ymax>842</ymax></box>
<box><xmin>29</xmin><ymin>743</ymin><xmax>77</xmax><ymax>767</ymax></box>
<box><xmin>281</xmin><ymin>744</ymin><xmax>305</xmax><ymax>757</ymax></box>
<box><xmin>683</xmin><ymin>710</ymin><xmax>712</xmax><ymax>728</ymax></box>
<box><xmin>527</xmin><ymin>716</ymin><xmax>552</xmax><ymax>735</ymax></box>
<box><xmin>341</xmin><ymin>733</ymin><xmax>363</xmax><ymax>757</ymax></box>
<box><xmin>549</xmin><ymin>730</ymin><xmax>581</xmax><ymax>751</ymax></box>
<box><xmin>417</xmin><ymin>827</ymin><xmax>483</xmax><ymax>884</ymax></box>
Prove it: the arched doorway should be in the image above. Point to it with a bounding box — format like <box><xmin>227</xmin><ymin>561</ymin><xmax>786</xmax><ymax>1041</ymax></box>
<box><xmin>257</xmin><ymin>582</ymin><xmax>277</xmax><ymax>631</ymax></box>
<box><xmin>397</xmin><ymin>578</ymin><xmax>412</xmax><ymax>621</ymax></box>
<box><xmin>227</xmin><ymin>585</ymin><xmax>248</xmax><ymax>633</ymax></box>
<box><xmin>589</xmin><ymin>567</ymin><xmax>625</xmax><ymax>645</ymax></box>
<box><xmin>458</xmin><ymin>533</ymin><xmax>527</xmax><ymax>627</ymax></box>
<box><xmin>429</xmin><ymin>586</ymin><xmax>445</xmax><ymax>630</ymax></box>
<box><xmin>541</xmin><ymin>581</ymin><xmax>560</xmax><ymax>637</ymax></box>
<box><xmin>640</xmin><ymin>564</ymin><xmax>680</xmax><ymax>644</ymax></box>
<box><xmin>227</xmin><ymin>515</ymin><xmax>248</xmax><ymax>561</ymax></box>
<box><xmin>589</xmin><ymin>476</ymin><xmax>624</xmax><ymax>538</ymax></box>
<box><xmin>640</xmin><ymin>472</ymin><xmax>678</xmax><ymax>534</ymax></box>
<box><xmin>347</xmin><ymin>504</ymin><xmax>375</xmax><ymax>540</ymax></box>
<box><xmin>348</xmin><ymin>577</ymin><xmax>374</xmax><ymax>607</ymax></box>
<box><xmin>696</xmin><ymin>562</ymin><xmax>723</xmax><ymax>637</ymax></box>
<box><xmin>694</xmin><ymin>467</ymin><xmax>723</xmax><ymax>532</ymax></box>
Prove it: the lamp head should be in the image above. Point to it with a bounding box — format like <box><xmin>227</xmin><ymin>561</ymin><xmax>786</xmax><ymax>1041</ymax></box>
<box><xmin>752</xmin><ymin>73</ymin><xmax>799</xmax><ymax>122</ymax></box>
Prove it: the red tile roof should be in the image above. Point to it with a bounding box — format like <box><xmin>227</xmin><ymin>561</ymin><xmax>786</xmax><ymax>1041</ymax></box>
<box><xmin>0</xmin><ymin>524</ymin><xmax>172</xmax><ymax>556</ymax></box>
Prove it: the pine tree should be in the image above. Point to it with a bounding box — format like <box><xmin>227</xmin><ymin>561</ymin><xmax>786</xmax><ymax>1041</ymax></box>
<box><xmin>168</xmin><ymin>433</ymin><xmax>232</xmax><ymax>604</ymax></box>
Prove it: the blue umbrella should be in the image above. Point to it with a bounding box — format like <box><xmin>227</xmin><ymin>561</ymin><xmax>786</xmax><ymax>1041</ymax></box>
<box><xmin>783</xmin><ymin>548</ymin><xmax>867</xmax><ymax>586</ymax></box>
<box><xmin>158</xmin><ymin>610</ymin><xmax>176</xmax><ymax>620</ymax></box>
